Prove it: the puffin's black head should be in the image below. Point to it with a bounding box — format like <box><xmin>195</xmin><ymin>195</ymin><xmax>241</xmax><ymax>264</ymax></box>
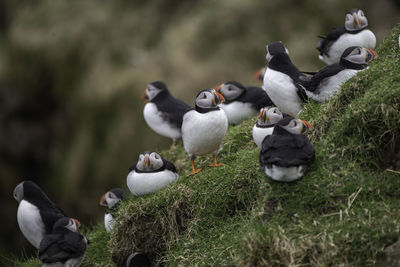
<box><xmin>273</xmin><ymin>116</ymin><xmax>312</xmax><ymax>135</ymax></box>
<box><xmin>195</xmin><ymin>88</ymin><xmax>225</xmax><ymax>109</ymax></box>
<box><xmin>126</xmin><ymin>252</ymin><xmax>151</xmax><ymax>267</ymax></box>
<box><xmin>99</xmin><ymin>188</ymin><xmax>126</xmax><ymax>209</ymax></box>
<box><xmin>266</xmin><ymin>41</ymin><xmax>289</xmax><ymax>62</ymax></box>
<box><xmin>13</xmin><ymin>180</ymin><xmax>44</xmax><ymax>203</ymax></box>
<box><xmin>345</xmin><ymin>8</ymin><xmax>368</xmax><ymax>31</ymax></box>
<box><xmin>53</xmin><ymin>217</ymin><xmax>81</xmax><ymax>233</ymax></box>
<box><xmin>340</xmin><ymin>46</ymin><xmax>378</xmax><ymax>69</ymax></box>
<box><xmin>257</xmin><ymin>107</ymin><xmax>283</xmax><ymax>126</ymax></box>
<box><xmin>214</xmin><ymin>81</ymin><xmax>245</xmax><ymax>102</ymax></box>
<box><xmin>142</xmin><ymin>81</ymin><xmax>169</xmax><ymax>102</ymax></box>
<box><xmin>135</xmin><ymin>151</ymin><xmax>165</xmax><ymax>172</ymax></box>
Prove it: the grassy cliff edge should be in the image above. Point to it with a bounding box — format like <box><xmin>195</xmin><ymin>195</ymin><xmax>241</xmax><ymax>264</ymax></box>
<box><xmin>15</xmin><ymin>26</ymin><xmax>400</xmax><ymax>266</ymax></box>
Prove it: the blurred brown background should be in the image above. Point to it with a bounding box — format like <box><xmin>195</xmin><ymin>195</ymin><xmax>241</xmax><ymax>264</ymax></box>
<box><xmin>0</xmin><ymin>0</ymin><xmax>398</xmax><ymax>260</ymax></box>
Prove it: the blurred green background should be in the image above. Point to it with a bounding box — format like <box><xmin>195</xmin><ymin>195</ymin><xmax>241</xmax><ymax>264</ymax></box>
<box><xmin>0</xmin><ymin>0</ymin><xmax>398</xmax><ymax>260</ymax></box>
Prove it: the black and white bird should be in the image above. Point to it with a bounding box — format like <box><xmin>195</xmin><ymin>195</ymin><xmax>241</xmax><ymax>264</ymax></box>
<box><xmin>127</xmin><ymin>151</ymin><xmax>179</xmax><ymax>196</ymax></box>
<box><xmin>252</xmin><ymin>107</ymin><xmax>284</xmax><ymax>149</ymax></box>
<box><xmin>259</xmin><ymin>116</ymin><xmax>314</xmax><ymax>182</ymax></box>
<box><xmin>182</xmin><ymin>88</ymin><xmax>228</xmax><ymax>174</ymax></box>
<box><xmin>99</xmin><ymin>188</ymin><xmax>126</xmax><ymax>233</ymax></box>
<box><xmin>142</xmin><ymin>81</ymin><xmax>191</xmax><ymax>143</ymax></box>
<box><xmin>302</xmin><ymin>46</ymin><xmax>378</xmax><ymax>102</ymax></box>
<box><xmin>262</xmin><ymin>41</ymin><xmax>309</xmax><ymax>117</ymax></box>
<box><xmin>13</xmin><ymin>180</ymin><xmax>65</xmax><ymax>248</ymax></box>
<box><xmin>38</xmin><ymin>217</ymin><xmax>87</xmax><ymax>267</ymax></box>
<box><xmin>317</xmin><ymin>8</ymin><xmax>376</xmax><ymax>65</ymax></box>
<box><xmin>126</xmin><ymin>252</ymin><xmax>151</xmax><ymax>267</ymax></box>
<box><xmin>214</xmin><ymin>81</ymin><xmax>273</xmax><ymax>125</ymax></box>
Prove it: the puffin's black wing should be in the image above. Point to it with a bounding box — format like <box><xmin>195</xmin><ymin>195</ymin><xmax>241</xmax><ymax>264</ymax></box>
<box><xmin>302</xmin><ymin>64</ymin><xmax>346</xmax><ymax>92</ymax></box>
<box><xmin>39</xmin><ymin>233</ymin><xmax>70</xmax><ymax>263</ymax></box>
<box><xmin>259</xmin><ymin>134</ymin><xmax>315</xmax><ymax>168</ymax></box>
<box><xmin>317</xmin><ymin>26</ymin><xmax>347</xmax><ymax>56</ymax></box>
<box><xmin>60</xmin><ymin>232</ymin><xmax>87</xmax><ymax>258</ymax></box>
<box><xmin>242</xmin><ymin>86</ymin><xmax>274</xmax><ymax>109</ymax></box>
<box><xmin>163</xmin><ymin>158</ymin><xmax>177</xmax><ymax>173</ymax></box>
<box><xmin>40</xmin><ymin>208</ymin><xmax>66</xmax><ymax>234</ymax></box>
<box><xmin>156</xmin><ymin>96</ymin><xmax>191</xmax><ymax>127</ymax></box>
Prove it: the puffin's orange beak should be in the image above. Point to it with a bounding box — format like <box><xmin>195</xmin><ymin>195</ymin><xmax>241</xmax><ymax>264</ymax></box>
<box><xmin>142</xmin><ymin>90</ymin><xmax>148</xmax><ymax>102</ymax></box>
<box><xmin>213</xmin><ymin>89</ymin><xmax>225</xmax><ymax>103</ymax></box>
<box><xmin>353</xmin><ymin>13</ymin><xmax>360</xmax><ymax>28</ymax></box>
<box><xmin>73</xmin><ymin>218</ymin><xmax>81</xmax><ymax>228</ymax></box>
<box><xmin>365</xmin><ymin>48</ymin><xmax>378</xmax><ymax>60</ymax></box>
<box><xmin>214</xmin><ymin>84</ymin><xmax>224</xmax><ymax>95</ymax></box>
<box><xmin>253</xmin><ymin>68</ymin><xmax>264</xmax><ymax>81</ymax></box>
<box><xmin>301</xmin><ymin>120</ymin><xmax>313</xmax><ymax>132</ymax></box>
<box><xmin>143</xmin><ymin>154</ymin><xmax>149</xmax><ymax>168</ymax></box>
<box><xmin>99</xmin><ymin>194</ymin><xmax>107</xmax><ymax>206</ymax></box>
<box><xmin>258</xmin><ymin>110</ymin><xmax>265</xmax><ymax>119</ymax></box>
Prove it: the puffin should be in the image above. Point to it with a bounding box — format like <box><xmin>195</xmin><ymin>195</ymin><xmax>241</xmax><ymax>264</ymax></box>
<box><xmin>252</xmin><ymin>106</ymin><xmax>284</xmax><ymax>149</ymax></box>
<box><xmin>317</xmin><ymin>8</ymin><xmax>376</xmax><ymax>65</ymax></box>
<box><xmin>38</xmin><ymin>217</ymin><xmax>88</xmax><ymax>267</ymax></box>
<box><xmin>13</xmin><ymin>180</ymin><xmax>65</xmax><ymax>248</ymax></box>
<box><xmin>99</xmin><ymin>188</ymin><xmax>126</xmax><ymax>233</ymax></box>
<box><xmin>302</xmin><ymin>46</ymin><xmax>378</xmax><ymax>102</ymax></box>
<box><xmin>182</xmin><ymin>88</ymin><xmax>228</xmax><ymax>174</ymax></box>
<box><xmin>127</xmin><ymin>151</ymin><xmax>179</xmax><ymax>196</ymax></box>
<box><xmin>142</xmin><ymin>81</ymin><xmax>191</xmax><ymax>143</ymax></box>
<box><xmin>262</xmin><ymin>41</ymin><xmax>309</xmax><ymax>117</ymax></box>
<box><xmin>214</xmin><ymin>81</ymin><xmax>273</xmax><ymax>125</ymax></box>
<box><xmin>259</xmin><ymin>116</ymin><xmax>314</xmax><ymax>182</ymax></box>
<box><xmin>126</xmin><ymin>252</ymin><xmax>151</xmax><ymax>267</ymax></box>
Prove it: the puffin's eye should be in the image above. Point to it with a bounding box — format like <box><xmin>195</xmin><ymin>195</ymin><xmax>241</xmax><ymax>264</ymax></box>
<box><xmin>360</xmin><ymin>11</ymin><xmax>364</xmax><ymax>16</ymax></box>
<box><xmin>203</xmin><ymin>94</ymin><xmax>207</xmax><ymax>99</ymax></box>
<box><xmin>154</xmin><ymin>154</ymin><xmax>160</xmax><ymax>159</ymax></box>
<box><xmin>293</xmin><ymin>121</ymin><xmax>297</xmax><ymax>127</ymax></box>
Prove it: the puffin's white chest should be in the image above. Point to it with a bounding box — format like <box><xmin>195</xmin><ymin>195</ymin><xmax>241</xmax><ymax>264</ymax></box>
<box><xmin>320</xmin><ymin>30</ymin><xmax>376</xmax><ymax>65</ymax></box>
<box><xmin>252</xmin><ymin>125</ymin><xmax>274</xmax><ymax>149</ymax></box>
<box><xmin>143</xmin><ymin>103</ymin><xmax>181</xmax><ymax>141</ymax></box>
<box><xmin>127</xmin><ymin>170</ymin><xmax>178</xmax><ymax>196</ymax></box>
<box><xmin>263</xmin><ymin>68</ymin><xmax>302</xmax><ymax>117</ymax></box>
<box><xmin>306</xmin><ymin>69</ymin><xmax>359</xmax><ymax>102</ymax></box>
<box><xmin>264</xmin><ymin>164</ymin><xmax>307</xmax><ymax>182</ymax></box>
<box><xmin>104</xmin><ymin>213</ymin><xmax>115</xmax><ymax>233</ymax></box>
<box><xmin>182</xmin><ymin>109</ymin><xmax>228</xmax><ymax>156</ymax></box>
<box><xmin>17</xmin><ymin>200</ymin><xmax>46</xmax><ymax>248</ymax></box>
<box><xmin>220</xmin><ymin>102</ymin><xmax>257</xmax><ymax>125</ymax></box>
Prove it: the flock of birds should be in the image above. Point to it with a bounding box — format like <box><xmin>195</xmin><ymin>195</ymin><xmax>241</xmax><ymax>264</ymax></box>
<box><xmin>13</xmin><ymin>8</ymin><xmax>377</xmax><ymax>267</ymax></box>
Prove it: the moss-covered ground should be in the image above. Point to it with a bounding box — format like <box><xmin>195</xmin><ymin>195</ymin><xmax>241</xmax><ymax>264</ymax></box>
<box><xmin>14</xmin><ymin>26</ymin><xmax>400</xmax><ymax>266</ymax></box>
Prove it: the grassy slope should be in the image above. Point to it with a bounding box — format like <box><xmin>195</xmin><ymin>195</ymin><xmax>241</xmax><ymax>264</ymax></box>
<box><xmin>16</xmin><ymin>26</ymin><xmax>400</xmax><ymax>266</ymax></box>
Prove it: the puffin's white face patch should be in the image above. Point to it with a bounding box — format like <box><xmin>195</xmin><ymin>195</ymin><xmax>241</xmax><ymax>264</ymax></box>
<box><xmin>220</xmin><ymin>83</ymin><xmax>243</xmax><ymax>101</ymax></box>
<box><xmin>146</xmin><ymin>84</ymin><xmax>162</xmax><ymax>101</ymax></box>
<box><xmin>195</xmin><ymin>91</ymin><xmax>216</xmax><ymax>108</ymax></box>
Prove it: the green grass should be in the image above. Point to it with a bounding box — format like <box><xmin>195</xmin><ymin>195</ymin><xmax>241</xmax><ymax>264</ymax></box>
<box><xmin>16</xmin><ymin>26</ymin><xmax>400</xmax><ymax>266</ymax></box>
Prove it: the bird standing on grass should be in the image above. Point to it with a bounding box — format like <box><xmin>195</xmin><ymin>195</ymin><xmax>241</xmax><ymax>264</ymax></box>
<box><xmin>317</xmin><ymin>8</ymin><xmax>376</xmax><ymax>65</ymax></box>
<box><xmin>38</xmin><ymin>217</ymin><xmax>88</xmax><ymax>267</ymax></box>
<box><xmin>13</xmin><ymin>180</ymin><xmax>66</xmax><ymax>248</ymax></box>
<box><xmin>182</xmin><ymin>88</ymin><xmax>228</xmax><ymax>174</ymax></box>
<box><xmin>252</xmin><ymin>107</ymin><xmax>284</xmax><ymax>149</ymax></box>
<box><xmin>142</xmin><ymin>81</ymin><xmax>191</xmax><ymax>144</ymax></box>
<box><xmin>99</xmin><ymin>188</ymin><xmax>126</xmax><ymax>232</ymax></box>
<box><xmin>214</xmin><ymin>81</ymin><xmax>273</xmax><ymax>125</ymax></box>
<box><xmin>302</xmin><ymin>46</ymin><xmax>378</xmax><ymax>102</ymax></box>
<box><xmin>127</xmin><ymin>151</ymin><xmax>178</xmax><ymax>196</ymax></box>
<box><xmin>259</xmin><ymin>116</ymin><xmax>314</xmax><ymax>182</ymax></box>
<box><xmin>262</xmin><ymin>41</ymin><xmax>309</xmax><ymax>117</ymax></box>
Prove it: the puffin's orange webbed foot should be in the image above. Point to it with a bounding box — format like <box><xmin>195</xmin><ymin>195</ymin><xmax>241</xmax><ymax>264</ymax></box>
<box><xmin>209</xmin><ymin>154</ymin><xmax>224</xmax><ymax>167</ymax></box>
<box><xmin>191</xmin><ymin>160</ymin><xmax>202</xmax><ymax>175</ymax></box>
